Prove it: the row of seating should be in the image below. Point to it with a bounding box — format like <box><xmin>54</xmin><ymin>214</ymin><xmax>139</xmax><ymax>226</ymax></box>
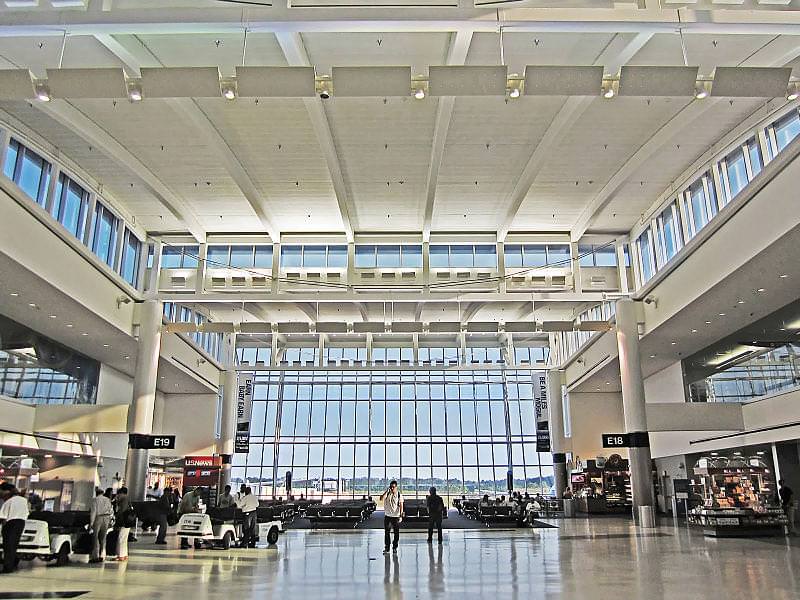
<box><xmin>305</xmin><ymin>499</ymin><xmax>376</xmax><ymax>524</ymax></box>
<box><xmin>401</xmin><ymin>499</ymin><xmax>448</xmax><ymax>522</ymax></box>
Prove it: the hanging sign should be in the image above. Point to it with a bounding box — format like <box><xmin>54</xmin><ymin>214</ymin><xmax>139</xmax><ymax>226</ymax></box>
<box><xmin>235</xmin><ymin>374</ymin><xmax>254</xmax><ymax>453</ymax></box>
<box><xmin>534</xmin><ymin>373</ymin><xmax>551</xmax><ymax>452</ymax></box>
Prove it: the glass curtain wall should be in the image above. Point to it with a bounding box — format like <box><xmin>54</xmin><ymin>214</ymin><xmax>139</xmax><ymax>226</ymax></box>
<box><xmin>232</xmin><ymin>368</ymin><xmax>553</xmax><ymax>502</ymax></box>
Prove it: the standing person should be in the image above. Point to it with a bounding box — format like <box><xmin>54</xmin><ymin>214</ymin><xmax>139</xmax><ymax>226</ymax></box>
<box><xmin>113</xmin><ymin>487</ymin><xmax>133</xmax><ymax>561</ymax></box>
<box><xmin>235</xmin><ymin>483</ymin><xmax>247</xmax><ymax>505</ymax></box>
<box><xmin>147</xmin><ymin>481</ymin><xmax>162</xmax><ymax>500</ymax></box>
<box><xmin>178</xmin><ymin>488</ymin><xmax>200</xmax><ymax>549</ymax></box>
<box><xmin>779</xmin><ymin>479</ymin><xmax>795</xmax><ymax>534</ymax></box>
<box><xmin>154</xmin><ymin>487</ymin><xmax>173</xmax><ymax>545</ymax></box>
<box><xmin>426</xmin><ymin>487</ymin><xmax>445</xmax><ymax>544</ymax></box>
<box><xmin>0</xmin><ymin>482</ymin><xmax>28</xmax><ymax>574</ymax></box>
<box><xmin>218</xmin><ymin>485</ymin><xmax>235</xmax><ymax>508</ymax></box>
<box><xmin>89</xmin><ymin>488</ymin><xmax>113</xmax><ymax>563</ymax></box>
<box><xmin>379</xmin><ymin>480</ymin><xmax>403</xmax><ymax>555</ymax></box>
<box><xmin>238</xmin><ymin>487</ymin><xmax>259</xmax><ymax>548</ymax></box>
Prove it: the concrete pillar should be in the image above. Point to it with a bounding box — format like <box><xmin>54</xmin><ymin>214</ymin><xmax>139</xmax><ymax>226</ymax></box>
<box><xmin>125</xmin><ymin>299</ymin><xmax>163</xmax><ymax>502</ymax></box>
<box><xmin>615</xmin><ymin>298</ymin><xmax>655</xmax><ymax>513</ymax></box>
<box><xmin>547</xmin><ymin>369</ymin><xmax>568</xmax><ymax>499</ymax></box>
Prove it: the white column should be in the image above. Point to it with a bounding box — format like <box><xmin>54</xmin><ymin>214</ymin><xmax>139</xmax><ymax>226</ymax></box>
<box><xmin>547</xmin><ymin>369</ymin><xmax>568</xmax><ymax>498</ymax></box>
<box><xmin>218</xmin><ymin>334</ymin><xmax>237</xmax><ymax>489</ymax></box>
<box><xmin>615</xmin><ymin>298</ymin><xmax>655</xmax><ymax>513</ymax></box>
<box><xmin>125</xmin><ymin>299</ymin><xmax>163</xmax><ymax>502</ymax></box>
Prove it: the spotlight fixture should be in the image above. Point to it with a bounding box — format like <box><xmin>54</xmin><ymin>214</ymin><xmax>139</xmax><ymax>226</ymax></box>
<box><xmin>756</xmin><ymin>287</ymin><xmax>765</xmax><ymax>292</ymax></box>
<box><xmin>601</xmin><ymin>79</ymin><xmax>616</xmax><ymax>99</ymax></box>
<box><xmin>49</xmin><ymin>314</ymin><xmax>57</xmax><ymax>319</ymax></box>
<box><xmin>221</xmin><ymin>84</ymin><xmax>236</xmax><ymax>100</ymax></box>
<box><xmin>788</xmin><ymin>82</ymin><xmax>799</xmax><ymax>101</ymax></box>
<box><xmin>414</xmin><ymin>88</ymin><xmax>425</xmax><ymax>100</ymax></box>
<box><xmin>35</xmin><ymin>82</ymin><xmax>51</xmax><ymax>102</ymax></box>
<box><xmin>602</xmin><ymin>86</ymin><xmax>615</xmax><ymax>99</ymax></box>
<box><xmin>694</xmin><ymin>81</ymin><xmax>709</xmax><ymax>100</ymax></box>
<box><xmin>127</xmin><ymin>81</ymin><xmax>143</xmax><ymax>102</ymax></box>
<box><xmin>316</xmin><ymin>76</ymin><xmax>332</xmax><ymax>100</ymax></box>
<box><xmin>509</xmin><ymin>87</ymin><xmax>521</xmax><ymax>99</ymax></box>
<box><xmin>10</xmin><ymin>292</ymin><xmax>19</xmax><ymax>297</ymax></box>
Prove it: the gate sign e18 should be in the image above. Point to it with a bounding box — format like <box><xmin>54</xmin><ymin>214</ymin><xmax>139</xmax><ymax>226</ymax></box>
<box><xmin>602</xmin><ymin>433</ymin><xmax>630</xmax><ymax>448</ymax></box>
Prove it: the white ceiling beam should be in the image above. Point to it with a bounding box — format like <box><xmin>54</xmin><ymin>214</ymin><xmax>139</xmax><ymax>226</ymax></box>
<box><xmin>93</xmin><ymin>34</ymin><xmax>280</xmax><ymax>241</ymax></box>
<box><xmin>295</xmin><ymin>302</ymin><xmax>320</xmax><ymax>323</ymax></box>
<box><xmin>275</xmin><ymin>31</ymin><xmax>355</xmax><ymax>242</ymax></box>
<box><xmin>33</xmin><ymin>100</ymin><xmax>206</xmax><ymax>242</ymax></box>
<box><xmin>414</xmin><ymin>302</ymin><xmax>424</xmax><ymax>322</ymax></box>
<box><xmin>5</xmin><ymin>7</ymin><xmax>800</xmax><ymax>36</ymax></box>
<box><xmin>498</xmin><ymin>32</ymin><xmax>653</xmax><ymax>240</ymax></box>
<box><xmin>423</xmin><ymin>29</ymin><xmax>473</xmax><ymax>241</ymax></box>
<box><xmin>461</xmin><ymin>301</ymin><xmax>483</xmax><ymax>324</ymax></box>
<box><xmin>358</xmin><ymin>303</ymin><xmax>370</xmax><ymax>322</ymax></box>
<box><xmin>160</xmin><ymin>291</ymin><xmax>608</xmax><ymax>304</ymax></box>
<box><xmin>570</xmin><ymin>35</ymin><xmax>800</xmax><ymax>241</ymax></box>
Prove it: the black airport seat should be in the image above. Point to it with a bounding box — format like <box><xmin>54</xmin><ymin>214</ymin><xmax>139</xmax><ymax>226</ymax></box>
<box><xmin>207</xmin><ymin>506</ymin><xmax>239</xmax><ymax>525</ymax></box>
<box><xmin>28</xmin><ymin>510</ymin><xmax>90</xmax><ymax>533</ymax></box>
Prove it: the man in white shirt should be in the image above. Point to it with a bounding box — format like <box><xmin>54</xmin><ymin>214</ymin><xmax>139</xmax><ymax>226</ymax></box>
<box><xmin>379</xmin><ymin>480</ymin><xmax>403</xmax><ymax>554</ymax></box>
<box><xmin>1</xmin><ymin>482</ymin><xmax>29</xmax><ymax>574</ymax></box>
<box><xmin>89</xmin><ymin>488</ymin><xmax>113</xmax><ymax>563</ymax></box>
<box><xmin>238</xmin><ymin>487</ymin><xmax>259</xmax><ymax>548</ymax></box>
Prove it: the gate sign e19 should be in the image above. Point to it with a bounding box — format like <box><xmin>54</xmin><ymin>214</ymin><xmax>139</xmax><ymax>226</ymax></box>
<box><xmin>602</xmin><ymin>433</ymin><xmax>630</xmax><ymax>448</ymax></box>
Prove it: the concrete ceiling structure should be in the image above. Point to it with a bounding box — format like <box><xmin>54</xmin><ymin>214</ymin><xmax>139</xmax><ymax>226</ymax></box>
<box><xmin>1</xmin><ymin>1</ymin><xmax>799</xmax><ymax>329</ymax></box>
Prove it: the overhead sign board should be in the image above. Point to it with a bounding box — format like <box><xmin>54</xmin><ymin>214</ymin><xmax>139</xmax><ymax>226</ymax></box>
<box><xmin>129</xmin><ymin>434</ymin><xmax>176</xmax><ymax>450</ymax></box>
<box><xmin>235</xmin><ymin>374</ymin><xmax>254</xmax><ymax>453</ymax></box>
<box><xmin>601</xmin><ymin>432</ymin><xmax>650</xmax><ymax>448</ymax></box>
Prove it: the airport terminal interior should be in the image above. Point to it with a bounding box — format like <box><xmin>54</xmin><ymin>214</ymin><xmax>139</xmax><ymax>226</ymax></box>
<box><xmin>1</xmin><ymin>1</ymin><xmax>800</xmax><ymax>598</ymax></box>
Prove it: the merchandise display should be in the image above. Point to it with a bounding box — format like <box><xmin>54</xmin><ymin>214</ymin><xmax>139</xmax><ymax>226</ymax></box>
<box><xmin>570</xmin><ymin>455</ymin><xmax>632</xmax><ymax>515</ymax></box>
<box><xmin>688</xmin><ymin>453</ymin><xmax>787</xmax><ymax>537</ymax></box>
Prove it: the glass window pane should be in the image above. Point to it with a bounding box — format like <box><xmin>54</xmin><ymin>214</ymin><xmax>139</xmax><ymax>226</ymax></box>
<box><xmin>254</xmin><ymin>246</ymin><xmax>273</xmax><ymax>268</ymax></box>
<box><xmin>449</xmin><ymin>245</ymin><xmax>473</xmax><ymax>267</ymax></box>
<box><xmin>206</xmin><ymin>245</ymin><xmax>230</xmax><ymax>267</ymax></box>
<box><xmin>473</xmin><ymin>245</ymin><xmax>497</xmax><ymax>268</ymax></box>
<box><xmin>429</xmin><ymin>245</ymin><xmax>449</xmax><ymax>268</ymax></box>
<box><xmin>546</xmin><ymin>245</ymin><xmax>571</xmax><ymax>266</ymax></box>
<box><xmin>230</xmin><ymin>245</ymin><xmax>254</xmax><ymax>268</ymax></box>
<box><xmin>18</xmin><ymin>146</ymin><xmax>50</xmax><ymax>205</ymax></box>
<box><xmin>577</xmin><ymin>244</ymin><xmax>595</xmax><ymax>267</ymax></box>
<box><xmin>774</xmin><ymin>110</ymin><xmax>800</xmax><ymax>152</ymax></box>
<box><xmin>303</xmin><ymin>245</ymin><xmax>326</xmax><ymax>268</ymax></box>
<box><xmin>354</xmin><ymin>245</ymin><xmax>376</xmax><ymax>268</ymax></box>
<box><xmin>726</xmin><ymin>149</ymin><xmax>748</xmax><ymax>199</ymax></box>
<box><xmin>594</xmin><ymin>246</ymin><xmax>617</xmax><ymax>267</ymax></box>
<box><xmin>281</xmin><ymin>245</ymin><xmax>303</xmax><ymax>268</ymax></box>
<box><xmin>327</xmin><ymin>245</ymin><xmax>348</xmax><ymax>268</ymax></box>
<box><xmin>637</xmin><ymin>229</ymin><xmax>654</xmax><ymax>282</ymax></box>
<box><xmin>401</xmin><ymin>245</ymin><xmax>422</xmax><ymax>268</ymax></box>
<box><xmin>3</xmin><ymin>139</ymin><xmax>18</xmax><ymax>179</ymax></box>
<box><xmin>522</xmin><ymin>245</ymin><xmax>547</xmax><ymax>267</ymax></box>
<box><xmin>182</xmin><ymin>246</ymin><xmax>199</xmax><ymax>268</ymax></box>
<box><xmin>504</xmin><ymin>244</ymin><xmax>523</xmax><ymax>268</ymax></box>
<box><xmin>747</xmin><ymin>139</ymin><xmax>763</xmax><ymax>178</ymax></box>
<box><xmin>377</xmin><ymin>245</ymin><xmax>401</xmax><ymax>267</ymax></box>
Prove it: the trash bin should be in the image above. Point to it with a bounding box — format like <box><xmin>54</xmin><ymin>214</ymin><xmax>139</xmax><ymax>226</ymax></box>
<box><xmin>563</xmin><ymin>498</ymin><xmax>575</xmax><ymax>518</ymax></box>
<box><xmin>638</xmin><ymin>505</ymin><xmax>656</xmax><ymax>528</ymax></box>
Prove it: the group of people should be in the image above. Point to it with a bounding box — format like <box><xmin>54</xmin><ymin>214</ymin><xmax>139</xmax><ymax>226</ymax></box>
<box><xmin>198</xmin><ymin>484</ymin><xmax>259</xmax><ymax>549</ymax></box>
<box><xmin>88</xmin><ymin>486</ymin><xmax>134</xmax><ymax>563</ymax></box>
<box><xmin>379</xmin><ymin>481</ymin><xmax>447</xmax><ymax>554</ymax></box>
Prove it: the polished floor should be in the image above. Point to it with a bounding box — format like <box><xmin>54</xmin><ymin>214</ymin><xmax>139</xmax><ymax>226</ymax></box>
<box><xmin>2</xmin><ymin>518</ymin><xmax>798</xmax><ymax>599</ymax></box>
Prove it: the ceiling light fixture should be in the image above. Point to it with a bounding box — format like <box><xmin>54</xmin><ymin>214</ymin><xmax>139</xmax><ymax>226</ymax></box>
<box><xmin>81</xmin><ymin>332</ymin><xmax>88</xmax><ymax>336</ymax></box>
<box><xmin>756</xmin><ymin>287</ymin><xmax>765</xmax><ymax>292</ymax></box>
<box><xmin>28</xmin><ymin>302</ymin><xmax>37</xmax><ymax>308</ymax></box>
<box><xmin>602</xmin><ymin>81</ymin><xmax>615</xmax><ymax>99</ymax></box>
<box><xmin>649</xmin><ymin>354</ymin><xmax>656</xmax><ymax>359</ymax></box>
<box><xmin>788</xmin><ymin>82</ymin><xmax>799</xmax><ymax>101</ymax></box>
<box><xmin>691</xmin><ymin>329</ymin><xmax>697</xmax><ymax>333</ymax></box>
<box><xmin>670</xmin><ymin>341</ymin><xmax>677</xmax><ymax>345</ymax></box>
<box><xmin>35</xmin><ymin>82</ymin><xmax>51</xmax><ymax>102</ymax></box>
<box><xmin>705</xmin><ymin>321</ymin><xmax>712</xmax><ymax>324</ymax></box>
<box><xmin>779</xmin><ymin>274</ymin><xmax>787</xmax><ymax>278</ymax></box>
<box><xmin>737</xmin><ymin>299</ymin><xmax>745</xmax><ymax>304</ymax></box>
<box><xmin>221</xmin><ymin>84</ymin><xmax>236</xmax><ymax>100</ymax></box>
<box><xmin>694</xmin><ymin>81</ymin><xmax>709</xmax><ymax>100</ymax></box>
<box><xmin>10</xmin><ymin>292</ymin><xmax>19</xmax><ymax>297</ymax></box>
<box><xmin>66</xmin><ymin>323</ymin><xmax>74</xmax><ymax>328</ymax></box>
<box><xmin>127</xmin><ymin>80</ymin><xmax>143</xmax><ymax>102</ymax></box>
<box><xmin>719</xmin><ymin>313</ymin><xmax>726</xmax><ymax>317</ymax></box>
<box><xmin>49</xmin><ymin>314</ymin><xmax>57</xmax><ymax>319</ymax></box>
<box><xmin>414</xmin><ymin>88</ymin><xmax>425</xmax><ymax>100</ymax></box>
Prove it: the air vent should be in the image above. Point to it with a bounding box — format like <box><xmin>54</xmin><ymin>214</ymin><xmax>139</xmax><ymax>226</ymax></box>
<box><xmin>590</xmin><ymin>276</ymin><xmax>607</xmax><ymax>287</ymax></box>
<box><xmin>436</xmin><ymin>272</ymin><xmax>450</xmax><ymax>279</ymax></box>
<box><xmin>476</xmin><ymin>272</ymin><xmax>491</xmax><ymax>279</ymax></box>
<box><xmin>511</xmin><ymin>276</ymin><xmax>525</xmax><ymax>283</ymax></box>
<box><xmin>361</xmin><ymin>272</ymin><xmax>376</xmax><ymax>279</ymax></box>
<box><xmin>381</xmin><ymin>272</ymin><xmax>397</xmax><ymax>280</ymax></box>
<box><xmin>252</xmin><ymin>276</ymin><xmax>267</xmax><ymax>287</ymax></box>
<box><xmin>328</xmin><ymin>272</ymin><xmax>341</xmax><ymax>280</ymax></box>
<box><xmin>401</xmin><ymin>271</ymin><xmax>416</xmax><ymax>279</ymax></box>
<box><xmin>211</xmin><ymin>277</ymin><xmax>226</xmax><ymax>288</ymax></box>
<box><xmin>456</xmin><ymin>271</ymin><xmax>470</xmax><ymax>279</ymax></box>
<box><xmin>307</xmin><ymin>272</ymin><xmax>321</xmax><ymax>279</ymax></box>
<box><xmin>231</xmin><ymin>277</ymin><xmax>246</xmax><ymax>287</ymax></box>
<box><xmin>170</xmin><ymin>275</ymin><xmax>186</xmax><ymax>287</ymax></box>
<box><xmin>531</xmin><ymin>276</ymin><xmax>547</xmax><ymax>286</ymax></box>
<box><xmin>286</xmin><ymin>272</ymin><xmax>301</xmax><ymax>279</ymax></box>
<box><xmin>551</xmin><ymin>275</ymin><xmax>566</xmax><ymax>287</ymax></box>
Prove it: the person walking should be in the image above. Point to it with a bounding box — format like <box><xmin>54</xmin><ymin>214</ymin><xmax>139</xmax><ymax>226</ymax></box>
<box><xmin>779</xmin><ymin>479</ymin><xmax>795</xmax><ymax>534</ymax></box>
<box><xmin>90</xmin><ymin>488</ymin><xmax>113</xmax><ymax>563</ymax></box>
<box><xmin>426</xmin><ymin>487</ymin><xmax>445</xmax><ymax>544</ymax></box>
<box><xmin>238</xmin><ymin>487</ymin><xmax>259</xmax><ymax>548</ymax></box>
<box><xmin>178</xmin><ymin>487</ymin><xmax>201</xmax><ymax>549</ymax></box>
<box><xmin>154</xmin><ymin>487</ymin><xmax>173</xmax><ymax>545</ymax></box>
<box><xmin>0</xmin><ymin>482</ymin><xmax>28</xmax><ymax>574</ymax></box>
<box><xmin>379</xmin><ymin>480</ymin><xmax>403</xmax><ymax>555</ymax></box>
<box><xmin>113</xmin><ymin>486</ymin><xmax>134</xmax><ymax>561</ymax></box>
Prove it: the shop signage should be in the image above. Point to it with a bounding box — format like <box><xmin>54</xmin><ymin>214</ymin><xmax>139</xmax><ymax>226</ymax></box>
<box><xmin>185</xmin><ymin>456</ymin><xmax>219</xmax><ymax>467</ymax></box>
<box><xmin>602</xmin><ymin>432</ymin><xmax>650</xmax><ymax>448</ymax></box>
<box><xmin>129</xmin><ymin>434</ymin><xmax>176</xmax><ymax>450</ymax></box>
<box><xmin>235</xmin><ymin>374</ymin><xmax>254</xmax><ymax>454</ymax></box>
<box><xmin>534</xmin><ymin>373</ymin><xmax>551</xmax><ymax>453</ymax></box>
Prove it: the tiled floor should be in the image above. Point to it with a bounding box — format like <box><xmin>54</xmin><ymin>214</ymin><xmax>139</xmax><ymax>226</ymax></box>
<box><xmin>1</xmin><ymin>518</ymin><xmax>798</xmax><ymax>599</ymax></box>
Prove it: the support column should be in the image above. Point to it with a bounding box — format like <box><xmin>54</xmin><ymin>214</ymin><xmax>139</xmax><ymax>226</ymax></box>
<box><xmin>547</xmin><ymin>369</ymin><xmax>568</xmax><ymax>499</ymax></box>
<box><xmin>125</xmin><ymin>299</ymin><xmax>163</xmax><ymax>502</ymax></box>
<box><xmin>615</xmin><ymin>298</ymin><xmax>655</xmax><ymax>517</ymax></box>
<box><xmin>218</xmin><ymin>334</ymin><xmax>237</xmax><ymax>490</ymax></box>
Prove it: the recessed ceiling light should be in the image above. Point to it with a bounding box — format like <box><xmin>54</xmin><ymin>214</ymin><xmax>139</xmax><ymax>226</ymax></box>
<box><xmin>81</xmin><ymin>332</ymin><xmax>89</xmax><ymax>336</ymax></box>
<box><xmin>35</xmin><ymin>83</ymin><xmax>51</xmax><ymax>102</ymax></box>
<box><xmin>603</xmin><ymin>87</ymin><xmax>615</xmax><ymax>99</ymax></box>
<box><xmin>605</xmin><ymin>381</ymin><xmax>610</xmax><ymax>385</ymax></box>
<box><xmin>44</xmin><ymin>454</ymin><xmax>53</xmax><ymax>458</ymax></box>
<box><xmin>28</xmin><ymin>302</ymin><xmax>37</xmax><ymax>308</ymax></box>
<box><xmin>756</xmin><ymin>287</ymin><xmax>765</xmax><ymax>292</ymax></box>
<box><xmin>222</xmin><ymin>85</ymin><xmax>236</xmax><ymax>100</ymax></box>
<box><xmin>737</xmin><ymin>299</ymin><xmax>745</xmax><ymax>304</ymax></box>
<box><xmin>414</xmin><ymin>88</ymin><xmax>425</xmax><ymax>100</ymax></box>
<box><xmin>779</xmin><ymin>274</ymin><xmax>788</xmax><ymax>278</ymax></box>
<box><xmin>649</xmin><ymin>354</ymin><xmax>656</xmax><ymax>358</ymax></box>
<box><xmin>66</xmin><ymin>323</ymin><xmax>74</xmax><ymax>328</ymax></box>
<box><xmin>705</xmin><ymin>321</ymin><xmax>712</xmax><ymax>324</ymax></box>
<box><xmin>509</xmin><ymin>87</ymin><xmax>521</xmax><ymax>99</ymax></box>
<box><xmin>49</xmin><ymin>314</ymin><xmax>57</xmax><ymax>319</ymax></box>
<box><xmin>719</xmin><ymin>313</ymin><xmax>726</xmax><ymax>317</ymax></box>
<box><xmin>694</xmin><ymin>87</ymin><xmax>708</xmax><ymax>100</ymax></box>
<box><xmin>10</xmin><ymin>292</ymin><xmax>19</xmax><ymax>297</ymax></box>
<box><xmin>670</xmin><ymin>341</ymin><xmax>677</xmax><ymax>345</ymax></box>
<box><xmin>691</xmin><ymin>329</ymin><xmax>697</xmax><ymax>333</ymax></box>
<box><xmin>123</xmin><ymin>355</ymin><xmax>130</xmax><ymax>360</ymax></box>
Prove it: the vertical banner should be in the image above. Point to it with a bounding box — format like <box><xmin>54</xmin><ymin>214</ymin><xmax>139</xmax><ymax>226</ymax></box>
<box><xmin>534</xmin><ymin>372</ymin><xmax>551</xmax><ymax>453</ymax></box>
<box><xmin>235</xmin><ymin>374</ymin><xmax>254</xmax><ymax>454</ymax></box>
